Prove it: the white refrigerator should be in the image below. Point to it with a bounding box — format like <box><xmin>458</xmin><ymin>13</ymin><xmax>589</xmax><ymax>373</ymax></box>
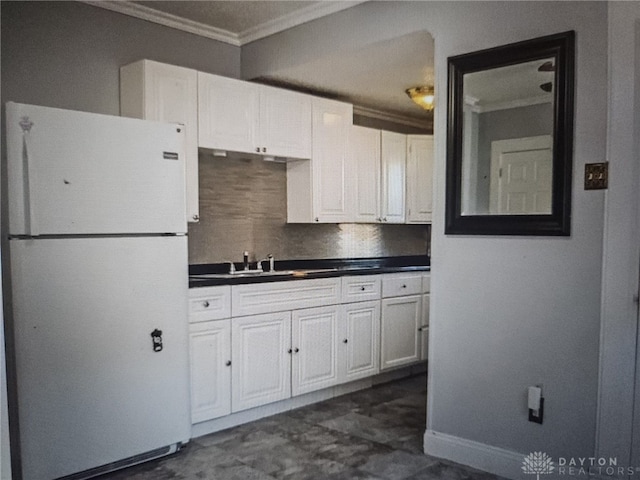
<box><xmin>5</xmin><ymin>102</ymin><xmax>191</xmax><ymax>480</ymax></box>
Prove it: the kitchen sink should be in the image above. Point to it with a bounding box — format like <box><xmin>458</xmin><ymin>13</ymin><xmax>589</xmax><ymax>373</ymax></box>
<box><xmin>190</xmin><ymin>268</ymin><xmax>338</xmax><ymax>280</ymax></box>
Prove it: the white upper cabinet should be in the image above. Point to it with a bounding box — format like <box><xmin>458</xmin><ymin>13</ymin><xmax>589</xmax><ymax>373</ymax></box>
<box><xmin>198</xmin><ymin>72</ymin><xmax>311</xmax><ymax>159</ymax></box>
<box><xmin>198</xmin><ymin>72</ymin><xmax>260</xmax><ymax>154</ymax></box>
<box><xmin>258</xmin><ymin>86</ymin><xmax>312</xmax><ymax>159</ymax></box>
<box><xmin>380</xmin><ymin>131</ymin><xmax>407</xmax><ymax>223</ymax></box>
<box><xmin>287</xmin><ymin>98</ymin><xmax>353</xmax><ymax>223</ymax></box>
<box><xmin>120</xmin><ymin>59</ymin><xmax>200</xmax><ymax>223</ymax></box>
<box><xmin>350</xmin><ymin>126</ymin><xmax>381</xmax><ymax>223</ymax></box>
<box><xmin>406</xmin><ymin>135</ymin><xmax>434</xmax><ymax>223</ymax></box>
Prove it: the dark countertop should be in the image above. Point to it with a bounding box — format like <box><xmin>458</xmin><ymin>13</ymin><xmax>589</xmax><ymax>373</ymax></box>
<box><xmin>189</xmin><ymin>255</ymin><xmax>430</xmax><ymax>288</ymax></box>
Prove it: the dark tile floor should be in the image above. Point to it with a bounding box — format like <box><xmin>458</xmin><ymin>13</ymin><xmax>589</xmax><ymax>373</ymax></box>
<box><xmin>99</xmin><ymin>375</ymin><xmax>501</xmax><ymax>480</ymax></box>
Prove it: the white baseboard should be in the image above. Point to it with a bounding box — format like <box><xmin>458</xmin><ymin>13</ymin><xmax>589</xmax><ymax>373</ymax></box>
<box><xmin>424</xmin><ymin>430</ymin><xmax>526</xmax><ymax>480</ymax></box>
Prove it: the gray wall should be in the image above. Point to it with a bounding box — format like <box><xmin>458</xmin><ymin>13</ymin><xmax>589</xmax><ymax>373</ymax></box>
<box><xmin>1</xmin><ymin>1</ymin><xmax>240</xmax><ymax>115</ymax></box>
<box><xmin>1</xmin><ymin>1</ymin><xmax>428</xmax><ymax>266</ymax></box>
<box><xmin>243</xmin><ymin>0</ymin><xmax>608</xmax><ymax>473</ymax></box>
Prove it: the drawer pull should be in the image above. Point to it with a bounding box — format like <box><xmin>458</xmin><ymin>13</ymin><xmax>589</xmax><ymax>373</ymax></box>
<box><xmin>202</xmin><ymin>301</ymin><xmax>210</xmax><ymax>308</ymax></box>
<box><xmin>225</xmin><ymin>360</ymin><xmax>231</xmax><ymax>366</ymax></box>
<box><xmin>360</xmin><ymin>286</ymin><xmax>366</xmax><ymax>291</ymax></box>
<box><xmin>401</xmin><ymin>284</ymin><xmax>407</xmax><ymax>289</ymax></box>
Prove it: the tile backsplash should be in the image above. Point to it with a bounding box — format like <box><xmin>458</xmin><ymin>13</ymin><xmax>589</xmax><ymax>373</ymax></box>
<box><xmin>188</xmin><ymin>153</ymin><xmax>430</xmax><ymax>264</ymax></box>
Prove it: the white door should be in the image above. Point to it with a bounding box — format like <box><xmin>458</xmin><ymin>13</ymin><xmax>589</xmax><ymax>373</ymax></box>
<box><xmin>381</xmin><ymin>131</ymin><xmax>407</xmax><ymax>223</ymax></box>
<box><xmin>197</xmin><ymin>72</ymin><xmax>259</xmax><ymax>153</ymax></box>
<box><xmin>312</xmin><ymin>98</ymin><xmax>353</xmax><ymax>222</ymax></box>
<box><xmin>489</xmin><ymin>135</ymin><xmax>553</xmax><ymax>214</ymax></box>
<box><xmin>231</xmin><ymin>312</ymin><xmax>291</xmax><ymax>412</ymax></box>
<box><xmin>351</xmin><ymin>126</ymin><xmax>381</xmax><ymax>222</ymax></box>
<box><xmin>380</xmin><ymin>295</ymin><xmax>421</xmax><ymax>370</ymax></box>
<box><xmin>10</xmin><ymin>236</ymin><xmax>190</xmax><ymax>480</ymax></box>
<box><xmin>406</xmin><ymin>135</ymin><xmax>434</xmax><ymax>223</ymax></box>
<box><xmin>291</xmin><ymin>306</ymin><xmax>340</xmax><ymax>396</ymax></box>
<box><xmin>120</xmin><ymin>60</ymin><xmax>200</xmax><ymax>224</ymax></box>
<box><xmin>340</xmin><ymin>301</ymin><xmax>380</xmax><ymax>383</ymax></box>
<box><xmin>189</xmin><ymin>320</ymin><xmax>231</xmax><ymax>423</ymax></box>
<box><xmin>259</xmin><ymin>86</ymin><xmax>312</xmax><ymax>159</ymax></box>
<box><xmin>6</xmin><ymin>103</ymin><xmax>187</xmax><ymax>236</ymax></box>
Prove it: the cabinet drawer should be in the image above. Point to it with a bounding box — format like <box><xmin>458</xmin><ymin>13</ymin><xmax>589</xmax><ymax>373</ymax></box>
<box><xmin>422</xmin><ymin>273</ymin><xmax>431</xmax><ymax>293</ymax></box>
<box><xmin>341</xmin><ymin>275</ymin><xmax>381</xmax><ymax>303</ymax></box>
<box><xmin>382</xmin><ymin>273</ymin><xmax>423</xmax><ymax>298</ymax></box>
<box><xmin>188</xmin><ymin>286</ymin><xmax>231</xmax><ymax>323</ymax></box>
<box><xmin>232</xmin><ymin>278</ymin><xmax>341</xmax><ymax>317</ymax></box>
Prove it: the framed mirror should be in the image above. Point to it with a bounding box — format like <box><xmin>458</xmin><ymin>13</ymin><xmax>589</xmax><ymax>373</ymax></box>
<box><xmin>445</xmin><ymin>31</ymin><xmax>575</xmax><ymax>235</ymax></box>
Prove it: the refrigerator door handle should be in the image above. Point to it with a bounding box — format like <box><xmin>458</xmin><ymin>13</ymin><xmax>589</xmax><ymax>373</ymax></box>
<box><xmin>19</xmin><ymin>116</ymin><xmax>36</xmax><ymax>236</ymax></box>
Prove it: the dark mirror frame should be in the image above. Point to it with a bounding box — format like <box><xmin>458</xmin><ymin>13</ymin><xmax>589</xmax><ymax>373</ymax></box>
<box><xmin>445</xmin><ymin>31</ymin><xmax>575</xmax><ymax>236</ymax></box>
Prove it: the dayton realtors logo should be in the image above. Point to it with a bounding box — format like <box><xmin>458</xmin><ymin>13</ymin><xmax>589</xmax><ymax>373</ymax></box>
<box><xmin>522</xmin><ymin>452</ymin><xmax>556</xmax><ymax>480</ymax></box>
<box><xmin>523</xmin><ymin>453</ymin><xmax>639</xmax><ymax>478</ymax></box>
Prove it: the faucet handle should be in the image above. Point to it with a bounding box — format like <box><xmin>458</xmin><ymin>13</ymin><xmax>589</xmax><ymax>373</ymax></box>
<box><xmin>227</xmin><ymin>261</ymin><xmax>236</xmax><ymax>274</ymax></box>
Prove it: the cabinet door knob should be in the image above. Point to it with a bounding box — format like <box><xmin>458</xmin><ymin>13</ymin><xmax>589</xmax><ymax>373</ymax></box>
<box><xmin>225</xmin><ymin>360</ymin><xmax>231</xmax><ymax>366</ymax></box>
<box><xmin>262</xmin><ymin>147</ymin><xmax>267</xmax><ymax>153</ymax></box>
<box><xmin>294</xmin><ymin>347</ymin><xmax>299</xmax><ymax>353</ymax></box>
<box><xmin>192</xmin><ymin>214</ymin><xmax>199</xmax><ymax>221</ymax></box>
<box><xmin>401</xmin><ymin>284</ymin><xmax>407</xmax><ymax>289</ymax></box>
<box><xmin>360</xmin><ymin>286</ymin><xmax>366</xmax><ymax>291</ymax></box>
<box><xmin>314</xmin><ymin>217</ymin><xmax>319</xmax><ymax>222</ymax></box>
<box><xmin>202</xmin><ymin>301</ymin><xmax>210</xmax><ymax>307</ymax></box>
<box><xmin>288</xmin><ymin>348</ymin><xmax>293</xmax><ymax>354</ymax></box>
<box><xmin>256</xmin><ymin>147</ymin><xmax>260</xmax><ymax>153</ymax></box>
<box><xmin>343</xmin><ymin>339</ymin><xmax>348</xmax><ymax>344</ymax></box>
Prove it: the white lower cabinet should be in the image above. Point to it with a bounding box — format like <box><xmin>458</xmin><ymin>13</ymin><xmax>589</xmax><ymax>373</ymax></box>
<box><xmin>292</xmin><ymin>306</ymin><xmax>340</xmax><ymax>396</ymax></box>
<box><xmin>231</xmin><ymin>312</ymin><xmax>292</xmax><ymax>413</ymax></box>
<box><xmin>189</xmin><ymin>271</ymin><xmax>428</xmax><ymax>427</ymax></box>
<box><xmin>340</xmin><ymin>300</ymin><xmax>380</xmax><ymax>382</ymax></box>
<box><xmin>189</xmin><ymin>320</ymin><xmax>231</xmax><ymax>423</ymax></box>
<box><xmin>419</xmin><ymin>294</ymin><xmax>430</xmax><ymax>361</ymax></box>
<box><xmin>380</xmin><ymin>272</ymin><xmax>423</xmax><ymax>371</ymax></box>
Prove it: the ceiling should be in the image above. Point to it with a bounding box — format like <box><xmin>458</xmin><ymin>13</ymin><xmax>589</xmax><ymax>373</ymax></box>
<box><xmin>93</xmin><ymin>1</ymin><xmax>435</xmax><ymax>128</ymax></box>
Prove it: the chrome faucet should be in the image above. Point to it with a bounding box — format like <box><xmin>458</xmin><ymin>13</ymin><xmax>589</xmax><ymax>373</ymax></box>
<box><xmin>259</xmin><ymin>254</ymin><xmax>275</xmax><ymax>273</ymax></box>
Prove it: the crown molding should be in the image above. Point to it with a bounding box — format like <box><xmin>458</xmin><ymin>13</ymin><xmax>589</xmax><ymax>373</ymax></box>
<box><xmin>353</xmin><ymin>105</ymin><xmax>432</xmax><ymax>130</ymax></box>
<box><xmin>83</xmin><ymin>1</ymin><xmax>241</xmax><ymax>45</ymax></box>
<box><xmin>83</xmin><ymin>1</ymin><xmax>365</xmax><ymax>47</ymax></box>
<box><xmin>239</xmin><ymin>1</ymin><xmax>366</xmax><ymax>45</ymax></box>
<box><xmin>475</xmin><ymin>94</ymin><xmax>553</xmax><ymax>113</ymax></box>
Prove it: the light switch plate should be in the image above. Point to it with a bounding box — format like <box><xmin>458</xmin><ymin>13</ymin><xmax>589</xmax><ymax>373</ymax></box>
<box><xmin>585</xmin><ymin>162</ymin><xmax>608</xmax><ymax>190</ymax></box>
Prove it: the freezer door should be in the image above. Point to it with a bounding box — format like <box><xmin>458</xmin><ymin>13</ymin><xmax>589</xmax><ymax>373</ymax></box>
<box><xmin>10</xmin><ymin>236</ymin><xmax>190</xmax><ymax>480</ymax></box>
<box><xmin>6</xmin><ymin>102</ymin><xmax>187</xmax><ymax>235</ymax></box>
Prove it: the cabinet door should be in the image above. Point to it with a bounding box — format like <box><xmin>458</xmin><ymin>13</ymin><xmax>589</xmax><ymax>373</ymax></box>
<box><xmin>189</xmin><ymin>320</ymin><xmax>231</xmax><ymax>423</ymax></box>
<box><xmin>351</xmin><ymin>126</ymin><xmax>381</xmax><ymax>222</ymax></box>
<box><xmin>340</xmin><ymin>301</ymin><xmax>380</xmax><ymax>383</ymax></box>
<box><xmin>380</xmin><ymin>131</ymin><xmax>407</xmax><ymax>223</ymax></box>
<box><xmin>259</xmin><ymin>86</ymin><xmax>311</xmax><ymax>159</ymax></box>
<box><xmin>419</xmin><ymin>294</ymin><xmax>430</xmax><ymax>361</ymax></box>
<box><xmin>232</xmin><ymin>312</ymin><xmax>291</xmax><ymax>412</ymax></box>
<box><xmin>311</xmin><ymin>98</ymin><xmax>353</xmax><ymax>222</ymax></box>
<box><xmin>120</xmin><ymin>60</ymin><xmax>199</xmax><ymax>223</ymax></box>
<box><xmin>291</xmin><ymin>306</ymin><xmax>340</xmax><ymax>396</ymax></box>
<box><xmin>406</xmin><ymin>135</ymin><xmax>434</xmax><ymax>223</ymax></box>
<box><xmin>380</xmin><ymin>295</ymin><xmax>421</xmax><ymax>370</ymax></box>
<box><xmin>198</xmin><ymin>72</ymin><xmax>259</xmax><ymax>153</ymax></box>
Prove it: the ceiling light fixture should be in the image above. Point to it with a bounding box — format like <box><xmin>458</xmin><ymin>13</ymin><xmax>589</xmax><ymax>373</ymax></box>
<box><xmin>405</xmin><ymin>86</ymin><xmax>435</xmax><ymax>111</ymax></box>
